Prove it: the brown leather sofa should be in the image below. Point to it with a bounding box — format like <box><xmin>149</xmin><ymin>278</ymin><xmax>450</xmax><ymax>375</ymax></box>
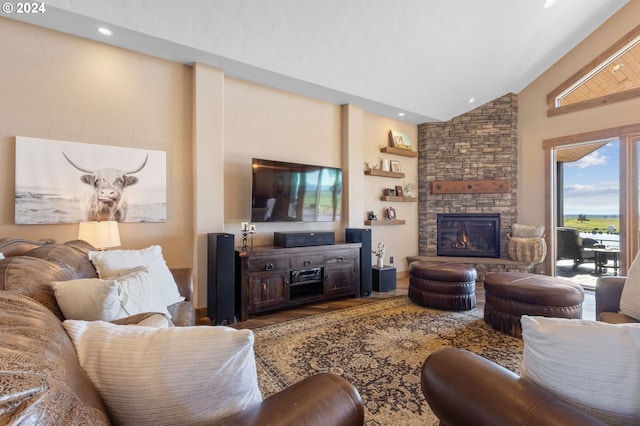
<box><xmin>595</xmin><ymin>275</ymin><xmax>639</xmax><ymax>323</ymax></box>
<box><xmin>0</xmin><ymin>237</ymin><xmax>364</xmax><ymax>425</ymax></box>
<box><xmin>420</xmin><ymin>348</ymin><xmax>606</xmax><ymax>426</ymax></box>
<box><xmin>0</xmin><ymin>237</ymin><xmax>196</xmax><ymax>326</ymax></box>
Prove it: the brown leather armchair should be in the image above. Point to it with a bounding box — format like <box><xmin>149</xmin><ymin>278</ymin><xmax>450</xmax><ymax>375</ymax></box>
<box><xmin>595</xmin><ymin>275</ymin><xmax>639</xmax><ymax>323</ymax></box>
<box><xmin>223</xmin><ymin>373</ymin><xmax>364</xmax><ymax>425</ymax></box>
<box><xmin>421</xmin><ymin>348</ymin><xmax>606</xmax><ymax>426</ymax></box>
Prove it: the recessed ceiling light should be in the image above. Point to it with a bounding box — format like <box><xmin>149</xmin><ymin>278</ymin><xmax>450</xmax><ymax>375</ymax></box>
<box><xmin>543</xmin><ymin>0</ymin><xmax>557</xmax><ymax>9</ymax></box>
<box><xmin>611</xmin><ymin>63</ymin><xmax>624</xmax><ymax>73</ymax></box>
<box><xmin>398</xmin><ymin>112</ymin><xmax>406</xmax><ymax>117</ymax></box>
<box><xmin>98</xmin><ymin>27</ymin><xmax>113</xmax><ymax>36</ymax></box>
<box><xmin>468</xmin><ymin>97</ymin><xmax>476</xmax><ymax>104</ymax></box>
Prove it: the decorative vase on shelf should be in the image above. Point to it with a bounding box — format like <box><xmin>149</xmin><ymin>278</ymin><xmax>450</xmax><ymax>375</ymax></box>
<box><xmin>377</xmin><ymin>257</ymin><xmax>384</xmax><ymax>267</ymax></box>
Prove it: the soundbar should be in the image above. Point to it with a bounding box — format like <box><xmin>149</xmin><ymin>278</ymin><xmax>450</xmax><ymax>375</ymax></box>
<box><xmin>274</xmin><ymin>231</ymin><xmax>335</xmax><ymax>248</ymax></box>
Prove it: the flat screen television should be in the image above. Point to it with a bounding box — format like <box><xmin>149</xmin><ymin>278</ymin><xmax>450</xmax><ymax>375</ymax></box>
<box><xmin>251</xmin><ymin>158</ymin><xmax>342</xmax><ymax>223</ymax></box>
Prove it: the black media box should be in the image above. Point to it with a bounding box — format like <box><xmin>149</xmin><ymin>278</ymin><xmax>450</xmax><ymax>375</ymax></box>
<box><xmin>372</xmin><ymin>266</ymin><xmax>396</xmax><ymax>292</ymax></box>
<box><xmin>274</xmin><ymin>231</ymin><xmax>335</xmax><ymax>248</ymax></box>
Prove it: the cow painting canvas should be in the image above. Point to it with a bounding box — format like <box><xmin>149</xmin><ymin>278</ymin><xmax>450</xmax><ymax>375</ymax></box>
<box><xmin>15</xmin><ymin>137</ymin><xmax>167</xmax><ymax>224</ymax></box>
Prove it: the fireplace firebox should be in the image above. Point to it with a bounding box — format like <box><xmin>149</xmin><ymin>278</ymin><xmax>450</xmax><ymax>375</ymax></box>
<box><xmin>437</xmin><ymin>213</ymin><xmax>500</xmax><ymax>258</ymax></box>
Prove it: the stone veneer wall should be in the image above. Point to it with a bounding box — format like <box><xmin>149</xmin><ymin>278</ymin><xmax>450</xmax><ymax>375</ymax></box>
<box><xmin>417</xmin><ymin>93</ymin><xmax>518</xmax><ymax>264</ymax></box>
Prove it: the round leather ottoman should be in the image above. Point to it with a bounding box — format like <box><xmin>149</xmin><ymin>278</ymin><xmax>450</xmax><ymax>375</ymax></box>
<box><xmin>409</xmin><ymin>261</ymin><xmax>477</xmax><ymax>311</ymax></box>
<box><xmin>483</xmin><ymin>272</ymin><xmax>584</xmax><ymax>338</ymax></box>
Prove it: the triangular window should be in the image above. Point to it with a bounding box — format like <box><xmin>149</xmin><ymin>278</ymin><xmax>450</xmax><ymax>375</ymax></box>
<box><xmin>547</xmin><ymin>24</ymin><xmax>640</xmax><ymax>116</ymax></box>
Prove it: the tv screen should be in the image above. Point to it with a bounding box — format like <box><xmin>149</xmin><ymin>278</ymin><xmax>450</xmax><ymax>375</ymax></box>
<box><xmin>251</xmin><ymin>158</ymin><xmax>342</xmax><ymax>223</ymax></box>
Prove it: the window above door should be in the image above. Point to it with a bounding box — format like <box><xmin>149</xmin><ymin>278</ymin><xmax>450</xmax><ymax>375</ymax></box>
<box><xmin>547</xmin><ymin>24</ymin><xmax>640</xmax><ymax>117</ymax></box>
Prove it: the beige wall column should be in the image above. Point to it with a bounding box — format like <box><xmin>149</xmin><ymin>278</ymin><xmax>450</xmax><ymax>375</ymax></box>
<box><xmin>193</xmin><ymin>63</ymin><xmax>225</xmax><ymax>308</ymax></box>
<box><xmin>341</xmin><ymin>104</ymin><xmax>365</xmax><ymax>228</ymax></box>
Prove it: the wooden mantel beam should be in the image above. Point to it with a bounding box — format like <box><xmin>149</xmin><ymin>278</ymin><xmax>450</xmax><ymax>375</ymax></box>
<box><xmin>430</xmin><ymin>179</ymin><xmax>510</xmax><ymax>194</ymax></box>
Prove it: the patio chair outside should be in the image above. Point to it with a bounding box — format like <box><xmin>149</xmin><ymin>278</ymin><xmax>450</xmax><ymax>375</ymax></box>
<box><xmin>556</xmin><ymin>227</ymin><xmax>597</xmax><ymax>269</ymax></box>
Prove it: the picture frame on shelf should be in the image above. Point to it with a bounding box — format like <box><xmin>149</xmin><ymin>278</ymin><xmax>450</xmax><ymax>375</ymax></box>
<box><xmin>390</xmin><ymin>160</ymin><xmax>401</xmax><ymax>173</ymax></box>
<box><xmin>383</xmin><ymin>188</ymin><xmax>396</xmax><ymax>196</ymax></box>
<box><xmin>386</xmin><ymin>206</ymin><xmax>396</xmax><ymax>220</ymax></box>
<box><xmin>404</xmin><ymin>182</ymin><xmax>415</xmax><ymax>196</ymax></box>
<box><xmin>394</xmin><ymin>185</ymin><xmax>404</xmax><ymax>197</ymax></box>
<box><xmin>389</xmin><ymin>130</ymin><xmax>412</xmax><ymax>150</ymax></box>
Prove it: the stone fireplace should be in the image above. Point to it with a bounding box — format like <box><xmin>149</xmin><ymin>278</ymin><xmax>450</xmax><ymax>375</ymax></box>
<box><xmin>415</xmin><ymin>94</ymin><xmax>532</xmax><ymax>278</ymax></box>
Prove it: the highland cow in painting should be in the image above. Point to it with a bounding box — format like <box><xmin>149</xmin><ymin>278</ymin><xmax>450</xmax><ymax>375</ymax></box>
<box><xmin>62</xmin><ymin>153</ymin><xmax>148</xmax><ymax>222</ymax></box>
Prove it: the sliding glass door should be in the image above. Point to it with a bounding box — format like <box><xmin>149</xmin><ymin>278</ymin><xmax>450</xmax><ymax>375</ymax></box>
<box><xmin>554</xmin><ymin>140</ymin><xmax>620</xmax><ymax>285</ymax></box>
<box><xmin>545</xmin><ymin>125</ymin><xmax>640</xmax><ymax>281</ymax></box>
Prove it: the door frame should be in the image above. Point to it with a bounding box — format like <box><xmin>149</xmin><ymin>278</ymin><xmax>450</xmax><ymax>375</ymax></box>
<box><xmin>543</xmin><ymin>123</ymin><xmax>640</xmax><ymax>276</ymax></box>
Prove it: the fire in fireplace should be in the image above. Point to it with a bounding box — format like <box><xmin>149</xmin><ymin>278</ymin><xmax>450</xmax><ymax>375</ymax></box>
<box><xmin>437</xmin><ymin>213</ymin><xmax>500</xmax><ymax>258</ymax></box>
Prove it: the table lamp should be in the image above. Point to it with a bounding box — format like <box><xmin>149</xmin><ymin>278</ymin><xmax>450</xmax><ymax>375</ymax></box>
<box><xmin>78</xmin><ymin>221</ymin><xmax>121</xmax><ymax>250</ymax></box>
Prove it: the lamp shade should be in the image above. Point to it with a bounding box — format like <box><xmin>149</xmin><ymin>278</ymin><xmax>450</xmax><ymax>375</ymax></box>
<box><xmin>78</xmin><ymin>221</ymin><xmax>121</xmax><ymax>249</ymax></box>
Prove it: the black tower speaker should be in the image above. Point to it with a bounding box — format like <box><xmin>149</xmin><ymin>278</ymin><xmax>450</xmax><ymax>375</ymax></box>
<box><xmin>207</xmin><ymin>233</ymin><xmax>236</xmax><ymax>325</ymax></box>
<box><xmin>345</xmin><ymin>228</ymin><xmax>372</xmax><ymax>297</ymax></box>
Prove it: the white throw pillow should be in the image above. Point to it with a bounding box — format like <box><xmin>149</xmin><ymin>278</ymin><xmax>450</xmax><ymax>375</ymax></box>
<box><xmin>63</xmin><ymin>321</ymin><xmax>262</xmax><ymax>425</ymax></box>
<box><xmin>51</xmin><ymin>267</ymin><xmax>170</xmax><ymax>321</ymax></box>
<box><xmin>521</xmin><ymin>315</ymin><xmax>640</xmax><ymax>425</ymax></box>
<box><xmin>511</xmin><ymin>223</ymin><xmax>545</xmax><ymax>238</ymax></box>
<box><xmin>620</xmin><ymin>251</ymin><xmax>640</xmax><ymax>321</ymax></box>
<box><xmin>110</xmin><ymin>312</ymin><xmax>173</xmax><ymax>328</ymax></box>
<box><xmin>88</xmin><ymin>245</ymin><xmax>184</xmax><ymax>306</ymax></box>
<box><xmin>135</xmin><ymin>313</ymin><xmax>172</xmax><ymax>328</ymax></box>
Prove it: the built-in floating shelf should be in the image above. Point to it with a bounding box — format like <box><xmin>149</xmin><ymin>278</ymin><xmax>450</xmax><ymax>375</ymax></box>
<box><xmin>380</xmin><ymin>146</ymin><xmax>418</xmax><ymax>158</ymax></box>
<box><xmin>380</xmin><ymin>195</ymin><xmax>417</xmax><ymax>202</ymax></box>
<box><xmin>365</xmin><ymin>169</ymin><xmax>405</xmax><ymax>178</ymax></box>
<box><xmin>365</xmin><ymin>219</ymin><xmax>406</xmax><ymax>226</ymax></box>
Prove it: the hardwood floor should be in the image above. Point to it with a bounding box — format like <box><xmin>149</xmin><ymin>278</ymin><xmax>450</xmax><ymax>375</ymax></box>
<box><xmin>199</xmin><ymin>276</ymin><xmax>487</xmax><ymax>331</ymax></box>
<box><xmin>198</xmin><ymin>275</ymin><xmax>596</xmax><ymax>329</ymax></box>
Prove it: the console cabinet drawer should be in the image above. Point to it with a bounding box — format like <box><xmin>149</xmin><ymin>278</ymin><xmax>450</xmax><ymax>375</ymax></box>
<box><xmin>290</xmin><ymin>254</ymin><xmax>325</xmax><ymax>269</ymax></box>
<box><xmin>325</xmin><ymin>249</ymin><xmax>357</xmax><ymax>265</ymax></box>
<box><xmin>247</xmin><ymin>257</ymin><xmax>289</xmax><ymax>273</ymax></box>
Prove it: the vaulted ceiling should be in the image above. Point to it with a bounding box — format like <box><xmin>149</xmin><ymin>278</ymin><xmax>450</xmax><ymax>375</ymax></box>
<box><xmin>7</xmin><ymin>0</ymin><xmax>630</xmax><ymax>123</ymax></box>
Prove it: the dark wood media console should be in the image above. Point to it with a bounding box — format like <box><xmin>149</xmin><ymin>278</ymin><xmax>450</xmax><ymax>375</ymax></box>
<box><xmin>235</xmin><ymin>243</ymin><xmax>361</xmax><ymax>321</ymax></box>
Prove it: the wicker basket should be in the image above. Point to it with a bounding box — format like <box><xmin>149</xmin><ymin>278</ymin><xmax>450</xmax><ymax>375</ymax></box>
<box><xmin>506</xmin><ymin>235</ymin><xmax>547</xmax><ymax>263</ymax></box>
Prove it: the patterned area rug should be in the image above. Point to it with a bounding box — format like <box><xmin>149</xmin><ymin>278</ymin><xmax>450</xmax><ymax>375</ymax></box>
<box><xmin>252</xmin><ymin>296</ymin><xmax>523</xmax><ymax>426</ymax></box>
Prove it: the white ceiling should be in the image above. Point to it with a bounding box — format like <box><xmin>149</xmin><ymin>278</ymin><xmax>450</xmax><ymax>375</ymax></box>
<box><xmin>8</xmin><ymin>0</ymin><xmax>629</xmax><ymax>123</ymax></box>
